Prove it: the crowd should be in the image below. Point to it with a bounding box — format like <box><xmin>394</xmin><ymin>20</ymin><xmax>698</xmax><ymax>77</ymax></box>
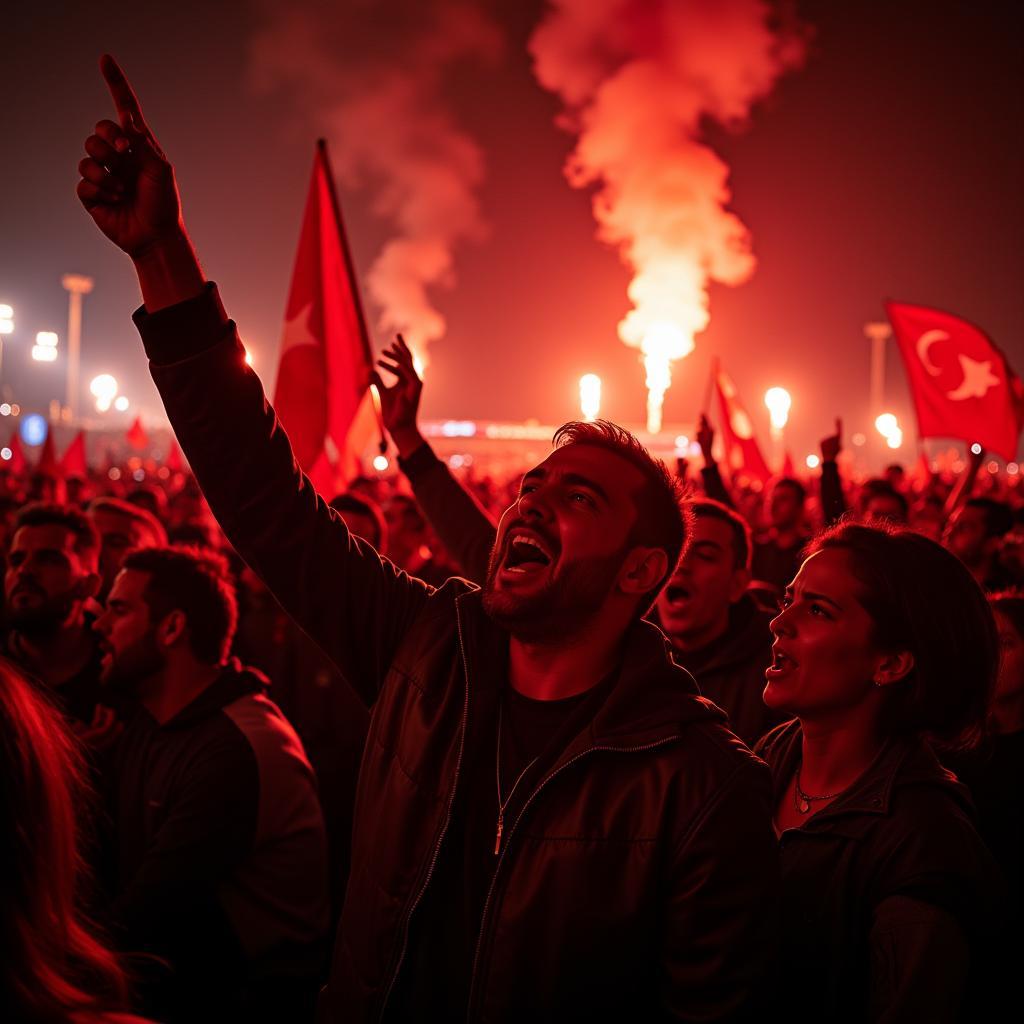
<box><xmin>0</xmin><ymin>54</ymin><xmax>1020</xmax><ymax>1023</ymax></box>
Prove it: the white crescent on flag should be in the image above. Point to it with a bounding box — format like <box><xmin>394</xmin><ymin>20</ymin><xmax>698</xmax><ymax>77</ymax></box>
<box><xmin>946</xmin><ymin>355</ymin><xmax>1001</xmax><ymax>401</ymax></box>
<box><xmin>915</xmin><ymin>329</ymin><xmax>947</xmax><ymax>376</ymax></box>
<box><xmin>280</xmin><ymin>302</ymin><xmax>317</xmax><ymax>358</ymax></box>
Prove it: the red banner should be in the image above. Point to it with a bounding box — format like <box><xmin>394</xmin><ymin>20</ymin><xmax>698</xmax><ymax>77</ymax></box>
<box><xmin>713</xmin><ymin>363</ymin><xmax>772</xmax><ymax>483</ymax></box>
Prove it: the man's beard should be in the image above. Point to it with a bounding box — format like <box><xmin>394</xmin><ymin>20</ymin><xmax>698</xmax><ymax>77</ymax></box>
<box><xmin>6</xmin><ymin>587</ymin><xmax>77</xmax><ymax>639</ymax></box>
<box><xmin>482</xmin><ymin>546</ymin><xmax>624</xmax><ymax>643</ymax></box>
<box><xmin>101</xmin><ymin>630</ymin><xmax>166</xmax><ymax>696</ymax></box>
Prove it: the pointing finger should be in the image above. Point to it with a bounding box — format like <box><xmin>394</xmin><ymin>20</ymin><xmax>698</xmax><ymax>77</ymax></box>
<box><xmin>835</xmin><ymin>417</ymin><xmax>842</xmax><ymax>436</ymax></box>
<box><xmin>100</xmin><ymin>54</ymin><xmax>150</xmax><ymax>135</ymax></box>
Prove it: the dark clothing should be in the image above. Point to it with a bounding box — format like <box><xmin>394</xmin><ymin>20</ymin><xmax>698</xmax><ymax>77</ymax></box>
<box><xmin>137</xmin><ymin>283</ymin><xmax>781</xmax><ymax>1022</ymax></box>
<box><xmin>700</xmin><ymin>461</ymin><xmax>735</xmax><ymax>508</ymax></box>
<box><xmin>106</xmin><ymin>660</ymin><xmax>329</xmax><ymax>1022</ymax></box>
<box><xmin>819</xmin><ymin>459</ymin><xmax>848</xmax><ymax>526</ymax></box>
<box><xmin>750</xmin><ymin>533</ymin><xmax>805</xmax><ymax>594</ymax></box>
<box><xmin>671</xmin><ymin>594</ymin><xmax>784</xmax><ymax>747</ymax></box>
<box><xmin>755</xmin><ymin>720</ymin><xmax>1002</xmax><ymax>1023</ymax></box>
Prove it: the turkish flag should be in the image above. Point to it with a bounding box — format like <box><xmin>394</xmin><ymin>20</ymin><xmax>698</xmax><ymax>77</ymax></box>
<box><xmin>273</xmin><ymin>140</ymin><xmax>376</xmax><ymax>496</ymax></box>
<box><xmin>60</xmin><ymin>431</ymin><xmax>88</xmax><ymax>478</ymax></box>
<box><xmin>36</xmin><ymin>433</ymin><xmax>60</xmax><ymax>477</ymax></box>
<box><xmin>165</xmin><ymin>438</ymin><xmax>184</xmax><ymax>473</ymax></box>
<box><xmin>886</xmin><ymin>301</ymin><xmax>1024</xmax><ymax>460</ymax></box>
<box><xmin>713</xmin><ymin>363</ymin><xmax>772</xmax><ymax>483</ymax></box>
<box><xmin>126</xmin><ymin>416</ymin><xmax>149</xmax><ymax>451</ymax></box>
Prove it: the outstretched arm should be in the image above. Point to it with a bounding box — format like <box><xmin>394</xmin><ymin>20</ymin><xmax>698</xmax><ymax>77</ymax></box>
<box><xmin>819</xmin><ymin>418</ymin><xmax>848</xmax><ymax>526</ymax></box>
<box><xmin>78</xmin><ymin>57</ymin><xmax>430</xmax><ymax>702</ymax></box>
<box><xmin>697</xmin><ymin>414</ymin><xmax>735</xmax><ymax>509</ymax></box>
<box><xmin>375</xmin><ymin>336</ymin><xmax>497</xmax><ymax>583</ymax></box>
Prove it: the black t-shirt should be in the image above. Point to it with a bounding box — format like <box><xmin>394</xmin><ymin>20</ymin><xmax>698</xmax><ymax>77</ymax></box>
<box><xmin>389</xmin><ymin>672</ymin><xmax>615</xmax><ymax>1018</ymax></box>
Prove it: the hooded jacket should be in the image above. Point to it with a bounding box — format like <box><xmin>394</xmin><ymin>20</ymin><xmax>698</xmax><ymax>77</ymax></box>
<box><xmin>755</xmin><ymin>720</ymin><xmax>1002</xmax><ymax>1023</ymax></box>
<box><xmin>136</xmin><ymin>284</ymin><xmax>780</xmax><ymax>1022</ymax></box>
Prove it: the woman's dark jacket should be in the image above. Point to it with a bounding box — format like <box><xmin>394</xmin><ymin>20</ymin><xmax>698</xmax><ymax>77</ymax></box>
<box><xmin>134</xmin><ymin>285</ymin><xmax>781</xmax><ymax>1022</ymax></box>
<box><xmin>755</xmin><ymin>720</ymin><xmax>1002</xmax><ymax>1023</ymax></box>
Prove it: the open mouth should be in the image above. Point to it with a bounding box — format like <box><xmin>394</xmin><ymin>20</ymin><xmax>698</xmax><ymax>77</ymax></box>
<box><xmin>502</xmin><ymin>532</ymin><xmax>554</xmax><ymax>575</ymax></box>
<box><xmin>767</xmin><ymin>645</ymin><xmax>798</xmax><ymax>675</ymax></box>
<box><xmin>664</xmin><ymin>583</ymin><xmax>691</xmax><ymax>607</ymax></box>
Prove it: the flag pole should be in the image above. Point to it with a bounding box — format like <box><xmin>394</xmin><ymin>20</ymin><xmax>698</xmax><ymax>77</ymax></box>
<box><xmin>316</xmin><ymin>139</ymin><xmax>388</xmax><ymax>455</ymax></box>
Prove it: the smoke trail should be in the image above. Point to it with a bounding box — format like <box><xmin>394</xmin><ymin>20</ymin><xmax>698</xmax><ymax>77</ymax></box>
<box><xmin>529</xmin><ymin>0</ymin><xmax>808</xmax><ymax>432</ymax></box>
<box><xmin>249</xmin><ymin>0</ymin><xmax>502</xmax><ymax>365</ymax></box>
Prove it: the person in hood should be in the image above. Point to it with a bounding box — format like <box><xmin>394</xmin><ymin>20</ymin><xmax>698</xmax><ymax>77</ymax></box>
<box><xmin>77</xmin><ymin>57</ymin><xmax>779</xmax><ymax>1022</ymax></box>
<box><xmin>656</xmin><ymin>498</ymin><xmax>783</xmax><ymax>746</ymax></box>
<box><xmin>94</xmin><ymin>546</ymin><xmax>329</xmax><ymax>1023</ymax></box>
<box><xmin>757</xmin><ymin>522</ymin><xmax>1003</xmax><ymax>1022</ymax></box>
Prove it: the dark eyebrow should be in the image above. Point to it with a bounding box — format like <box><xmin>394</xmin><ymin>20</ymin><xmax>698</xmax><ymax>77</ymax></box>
<box><xmin>692</xmin><ymin>539</ymin><xmax>725</xmax><ymax>552</ymax></box>
<box><xmin>560</xmin><ymin>473</ymin><xmax>610</xmax><ymax>504</ymax></box>
<box><xmin>802</xmin><ymin>589</ymin><xmax>844</xmax><ymax>612</ymax></box>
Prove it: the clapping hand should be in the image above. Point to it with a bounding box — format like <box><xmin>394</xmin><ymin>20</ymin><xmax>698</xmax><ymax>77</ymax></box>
<box><xmin>373</xmin><ymin>335</ymin><xmax>425</xmax><ymax>457</ymax></box>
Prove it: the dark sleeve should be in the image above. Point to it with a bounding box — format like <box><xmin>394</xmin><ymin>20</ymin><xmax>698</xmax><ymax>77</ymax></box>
<box><xmin>662</xmin><ymin>760</ymin><xmax>780</xmax><ymax>1019</ymax></box>
<box><xmin>111</xmin><ymin>727</ymin><xmax>257</xmax><ymax>952</ymax></box>
<box><xmin>700</xmin><ymin>461</ymin><xmax>735</xmax><ymax>509</ymax></box>
<box><xmin>399</xmin><ymin>441</ymin><xmax>497</xmax><ymax>584</ymax></box>
<box><xmin>868</xmin><ymin>896</ymin><xmax>969</xmax><ymax>1023</ymax></box>
<box><xmin>136</xmin><ymin>285</ymin><xmax>431</xmax><ymax>705</ymax></box>
<box><xmin>819</xmin><ymin>460</ymin><xmax>848</xmax><ymax>526</ymax></box>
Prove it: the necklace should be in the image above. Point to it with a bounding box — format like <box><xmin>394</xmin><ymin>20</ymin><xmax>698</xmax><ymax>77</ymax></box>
<box><xmin>494</xmin><ymin>703</ymin><xmax>539</xmax><ymax>855</ymax></box>
<box><xmin>793</xmin><ymin>764</ymin><xmax>844</xmax><ymax>814</ymax></box>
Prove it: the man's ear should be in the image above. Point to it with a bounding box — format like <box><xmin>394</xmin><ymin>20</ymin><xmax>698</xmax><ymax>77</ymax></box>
<box><xmin>728</xmin><ymin>567</ymin><xmax>751</xmax><ymax>604</ymax></box>
<box><xmin>619</xmin><ymin>547</ymin><xmax>670</xmax><ymax>599</ymax></box>
<box><xmin>157</xmin><ymin>610</ymin><xmax>188</xmax><ymax>650</ymax></box>
<box><xmin>874</xmin><ymin>650</ymin><xmax>915</xmax><ymax>687</ymax></box>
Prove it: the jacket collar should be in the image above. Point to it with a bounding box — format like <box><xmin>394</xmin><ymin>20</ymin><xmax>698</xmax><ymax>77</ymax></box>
<box><xmin>162</xmin><ymin>658</ymin><xmax>267</xmax><ymax>730</ymax></box>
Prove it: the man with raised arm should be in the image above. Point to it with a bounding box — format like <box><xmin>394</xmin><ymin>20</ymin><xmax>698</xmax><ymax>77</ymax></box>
<box><xmin>78</xmin><ymin>56</ymin><xmax>779</xmax><ymax>1022</ymax></box>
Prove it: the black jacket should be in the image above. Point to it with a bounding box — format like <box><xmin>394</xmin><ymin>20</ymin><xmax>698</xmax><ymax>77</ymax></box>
<box><xmin>137</xmin><ymin>284</ymin><xmax>781</xmax><ymax>1022</ymax></box>
<box><xmin>755</xmin><ymin>720</ymin><xmax>1002</xmax><ymax>1023</ymax></box>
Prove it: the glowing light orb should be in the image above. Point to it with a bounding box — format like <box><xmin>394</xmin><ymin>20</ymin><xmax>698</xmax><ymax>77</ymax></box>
<box><xmin>0</xmin><ymin>447</ymin><xmax>11</xmax><ymax>461</ymax></box>
<box><xmin>579</xmin><ymin>374</ymin><xmax>601</xmax><ymax>422</ymax></box>
<box><xmin>90</xmin><ymin>375</ymin><xmax>118</xmax><ymax>401</ymax></box>
<box><xmin>372</xmin><ymin>454</ymin><xmax>390</xmax><ymax>472</ymax></box>
<box><xmin>970</xmin><ymin>443</ymin><xmax>982</xmax><ymax>456</ymax></box>
<box><xmin>875</xmin><ymin>413</ymin><xmax>898</xmax><ymax>438</ymax></box>
<box><xmin>805</xmin><ymin>454</ymin><xmax>820</xmax><ymax>469</ymax></box>
<box><xmin>244</xmin><ymin>349</ymin><xmax>253</xmax><ymax>366</ymax></box>
<box><xmin>0</xmin><ymin>404</ymin><xmax>9</xmax><ymax>417</ymax></box>
<box><xmin>32</xmin><ymin>331</ymin><xmax>59</xmax><ymax>362</ymax></box>
<box><xmin>851</xmin><ymin>433</ymin><xmax>866</xmax><ymax>447</ymax></box>
<box><xmin>764</xmin><ymin>388</ymin><xmax>792</xmax><ymax>429</ymax></box>
<box><xmin>0</xmin><ymin>304</ymin><xmax>13</xmax><ymax>335</ymax></box>
<box><xmin>114</xmin><ymin>396</ymin><xmax>130</xmax><ymax>412</ymax></box>
<box><xmin>20</xmin><ymin>414</ymin><xmax>47</xmax><ymax>446</ymax></box>
<box><xmin>886</xmin><ymin>428</ymin><xmax>903</xmax><ymax>450</ymax></box>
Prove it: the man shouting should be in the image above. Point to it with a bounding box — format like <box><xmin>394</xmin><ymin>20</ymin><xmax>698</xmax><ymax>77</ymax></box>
<box><xmin>77</xmin><ymin>55</ymin><xmax>778</xmax><ymax>1021</ymax></box>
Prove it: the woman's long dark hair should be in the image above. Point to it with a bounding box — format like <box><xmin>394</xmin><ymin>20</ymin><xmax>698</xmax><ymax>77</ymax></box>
<box><xmin>804</xmin><ymin>522</ymin><xmax>997</xmax><ymax>751</ymax></box>
<box><xmin>0</xmin><ymin>659</ymin><xmax>130</xmax><ymax>1022</ymax></box>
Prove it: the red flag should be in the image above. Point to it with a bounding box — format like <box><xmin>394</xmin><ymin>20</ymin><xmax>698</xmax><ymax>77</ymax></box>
<box><xmin>782</xmin><ymin>451</ymin><xmax>795</xmax><ymax>478</ymax></box>
<box><xmin>166</xmin><ymin>438</ymin><xmax>184</xmax><ymax>473</ymax></box>
<box><xmin>60</xmin><ymin>431</ymin><xmax>88</xmax><ymax>478</ymax></box>
<box><xmin>36</xmin><ymin>433</ymin><xmax>60</xmax><ymax>476</ymax></box>
<box><xmin>273</xmin><ymin>140</ymin><xmax>376</xmax><ymax>492</ymax></box>
<box><xmin>886</xmin><ymin>301</ymin><xmax>1024</xmax><ymax>461</ymax></box>
<box><xmin>126</xmin><ymin>416</ymin><xmax>149</xmax><ymax>451</ymax></box>
<box><xmin>713</xmin><ymin>363</ymin><xmax>772</xmax><ymax>483</ymax></box>
<box><xmin>4</xmin><ymin>431</ymin><xmax>27</xmax><ymax>473</ymax></box>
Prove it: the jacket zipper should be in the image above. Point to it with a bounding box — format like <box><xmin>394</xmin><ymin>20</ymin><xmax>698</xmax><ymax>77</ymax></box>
<box><xmin>378</xmin><ymin>603</ymin><xmax>472</xmax><ymax>1020</ymax></box>
<box><xmin>466</xmin><ymin>734</ymin><xmax>681</xmax><ymax>1020</ymax></box>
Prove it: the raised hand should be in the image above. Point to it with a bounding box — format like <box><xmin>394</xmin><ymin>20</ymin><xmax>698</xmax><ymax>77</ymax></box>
<box><xmin>372</xmin><ymin>335</ymin><xmax>425</xmax><ymax>457</ymax></box>
<box><xmin>820</xmin><ymin>418</ymin><xmax>842</xmax><ymax>462</ymax></box>
<box><xmin>77</xmin><ymin>55</ymin><xmax>182</xmax><ymax>258</ymax></box>
<box><xmin>696</xmin><ymin>413</ymin><xmax>715</xmax><ymax>463</ymax></box>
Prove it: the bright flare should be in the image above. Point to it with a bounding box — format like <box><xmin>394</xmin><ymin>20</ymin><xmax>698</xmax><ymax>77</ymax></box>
<box><xmin>805</xmin><ymin>454</ymin><xmax>820</xmax><ymax>469</ymax></box>
<box><xmin>372</xmin><ymin>454</ymin><xmax>390</xmax><ymax>472</ymax></box>
<box><xmin>634</xmin><ymin>321</ymin><xmax>692</xmax><ymax>434</ymax></box>
<box><xmin>886</xmin><ymin>428</ymin><xmax>903</xmax><ymax>450</ymax></box>
<box><xmin>90</xmin><ymin>374</ymin><xmax>119</xmax><ymax>403</ymax></box>
<box><xmin>764</xmin><ymin>387</ymin><xmax>792</xmax><ymax>429</ymax></box>
<box><xmin>875</xmin><ymin>412</ymin><xmax>898</xmax><ymax>438</ymax></box>
<box><xmin>0</xmin><ymin>304</ymin><xmax>12</xmax><ymax>335</ymax></box>
<box><xmin>114</xmin><ymin>396</ymin><xmax>130</xmax><ymax>412</ymax></box>
<box><xmin>579</xmin><ymin>374</ymin><xmax>601</xmax><ymax>422</ymax></box>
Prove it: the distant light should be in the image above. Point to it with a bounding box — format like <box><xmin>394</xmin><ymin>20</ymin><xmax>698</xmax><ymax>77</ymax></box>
<box><xmin>851</xmin><ymin>432</ymin><xmax>866</xmax><ymax>447</ymax></box>
<box><xmin>764</xmin><ymin>387</ymin><xmax>792</xmax><ymax>429</ymax></box>
<box><xmin>114</xmin><ymin>395</ymin><xmax>130</xmax><ymax>412</ymax></box>
<box><xmin>10</xmin><ymin>404</ymin><xmax>19</xmax><ymax>415</ymax></box>
<box><xmin>1008</xmin><ymin>463</ymin><xmax>1019</xmax><ymax>476</ymax></box>
<box><xmin>987</xmin><ymin>460</ymin><xmax>1000</xmax><ymax>475</ymax></box>
<box><xmin>95</xmin><ymin>398</ymin><xmax>111</xmax><ymax>412</ymax></box>
<box><xmin>108</xmin><ymin>467</ymin><xmax>122</xmax><ymax>481</ymax></box>
<box><xmin>886</xmin><ymin>428</ymin><xmax>903</xmax><ymax>450</ymax></box>
<box><xmin>35</xmin><ymin>331</ymin><xmax>58</xmax><ymax>348</ymax></box>
<box><xmin>157</xmin><ymin>466</ymin><xmax>170</xmax><ymax>479</ymax></box>
<box><xmin>133</xmin><ymin>469</ymin><xmax>146</xmax><ymax>482</ymax></box>
<box><xmin>89</xmin><ymin>374</ymin><xmax>118</xmax><ymax>401</ymax></box>
<box><xmin>440</xmin><ymin>420</ymin><xmax>476</xmax><ymax>438</ymax></box>
<box><xmin>0</xmin><ymin>447</ymin><xmax>10</xmax><ymax>461</ymax></box>
<box><xmin>970</xmin><ymin>442</ymin><xmax>982</xmax><ymax>456</ymax></box>
<box><xmin>448</xmin><ymin>454</ymin><xmax>465</xmax><ymax>469</ymax></box>
<box><xmin>875</xmin><ymin>413</ymin><xmax>898</xmax><ymax>438</ymax></box>
<box><xmin>579</xmin><ymin>374</ymin><xmax>601</xmax><ymax>422</ymax></box>
<box><xmin>674</xmin><ymin>435</ymin><xmax>689</xmax><ymax>454</ymax></box>
<box><xmin>31</xmin><ymin>344</ymin><xmax>58</xmax><ymax>362</ymax></box>
<box><xmin>20</xmin><ymin>414</ymin><xmax>47</xmax><ymax>446</ymax></box>
<box><xmin>244</xmin><ymin>349</ymin><xmax>253</xmax><ymax>367</ymax></box>
<box><xmin>0</xmin><ymin>304</ymin><xmax>12</xmax><ymax>319</ymax></box>
<box><xmin>0</xmin><ymin>404</ymin><xmax>9</xmax><ymax>417</ymax></box>
<box><xmin>805</xmin><ymin>454</ymin><xmax>820</xmax><ymax>469</ymax></box>
<box><xmin>372</xmin><ymin>454</ymin><xmax>390</xmax><ymax>472</ymax></box>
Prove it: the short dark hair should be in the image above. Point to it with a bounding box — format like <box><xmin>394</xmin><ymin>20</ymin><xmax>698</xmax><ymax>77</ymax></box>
<box><xmin>88</xmin><ymin>496</ymin><xmax>167</xmax><ymax>546</ymax></box>
<box><xmin>860</xmin><ymin>479</ymin><xmax>909</xmax><ymax>521</ymax></box>
<box><xmin>552</xmin><ymin>420</ymin><xmax>687</xmax><ymax>606</ymax></box>
<box><xmin>121</xmin><ymin>547</ymin><xmax>237</xmax><ymax>664</ymax></box>
<box><xmin>965</xmin><ymin>497</ymin><xmax>1014</xmax><ymax>540</ymax></box>
<box><xmin>686</xmin><ymin>497</ymin><xmax>752</xmax><ymax>570</ymax></box>
<box><xmin>774</xmin><ymin>477</ymin><xmax>806</xmax><ymax>505</ymax></box>
<box><xmin>13</xmin><ymin>503</ymin><xmax>99</xmax><ymax>565</ymax></box>
<box><xmin>805</xmin><ymin>522</ymin><xmax>996</xmax><ymax>750</ymax></box>
<box><xmin>330</xmin><ymin>492</ymin><xmax>387</xmax><ymax>550</ymax></box>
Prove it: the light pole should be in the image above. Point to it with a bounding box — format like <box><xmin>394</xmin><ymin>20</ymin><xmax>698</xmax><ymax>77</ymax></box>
<box><xmin>864</xmin><ymin>321</ymin><xmax>891</xmax><ymax>424</ymax></box>
<box><xmin>0</xmin><ymin>303</ymin><xmax>13</xmax><ymax>384</ymax></box>
<box><xmin>62</xmin><ymin>274</ymin><xmax>94</xmax><ymax>423</ymax></box>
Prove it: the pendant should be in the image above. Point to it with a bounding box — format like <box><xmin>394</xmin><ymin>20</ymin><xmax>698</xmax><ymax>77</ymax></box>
<box><xmin>798</xmin><ymin>797</ymin><xmax>812</xmax><ymax>814</ymax></box>
<box><xmin>494</xmin><ymin>816</ymin><xmax>503</xmax><ymax>855</ymax></box>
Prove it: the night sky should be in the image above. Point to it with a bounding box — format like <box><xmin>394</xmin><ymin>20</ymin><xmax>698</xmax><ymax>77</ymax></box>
<box><xmin>3</xmin><ymin>0</ymin><xmax>1022</xmax><ymax>463</ymax></box>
